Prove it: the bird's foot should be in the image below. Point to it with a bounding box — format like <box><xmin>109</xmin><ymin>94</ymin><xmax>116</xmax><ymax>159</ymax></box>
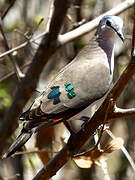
<box><xmin>80</xmin><ymin>116</ymin><xmax>90</xmax><ymax>131</ymax></box>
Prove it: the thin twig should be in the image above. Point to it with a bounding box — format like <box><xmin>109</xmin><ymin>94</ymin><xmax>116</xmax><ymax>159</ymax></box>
<box><xmin>23</xmin><ymin>146</ymin><xmax>37</xmax><ymax>173</ymax></box>
<box><xmin>131</xmin><ymin>1</ymin><xmax>135</xmax><ymax>57</ymax></box>
<box><xmin>100</xmin><ymin>158</ymin><xmax>111</xmax><ymax>180</ymax></box>
<box><xmin>106</xmin><ymin>129</ymin><xmax>135</xmax><ymax>171</ymax></box>
<box><xmin>33</xmin><ymin>18</ymin><xmax>44</xmax><ymax>35</ymax></box>
<box><xmin>11</xmin><ymin>149</ymin><xmax>58</xmax><ymax>157</ymax></box>
<box><xmin>0</xmin><ymin>62</ymin><xmax>30</xmax><ymax>83</ymax></box>
<box><xmin>14</xmin><ymin>29</ymin><xmax>40</xmax><ymax>46</ymax></box>
<box><xmin>109</xmin><ymin>106</ymin><xmax>135</xmax><ymax>120</ymax></box>
<box><xmin>1</xmin><ymin>0</ymin><xmax>17</xmax><ymax>20</ymax></box>
<box><xmin>95</xmin><ymin>99</ymin><xmax>114</xmax><ymax>148</ymax></box>
<box><xmin>46</xmin><ymin>0</ymin><xmax>54</xmax><ymax>32</ymax></box>
<box><xmin>67</xmin><ymin>14</ymin><xmax>86</xmax><ymax>28</ymax></box>
<box><xmin>0</xmin><ymin>18</ymin><xmax>24</xmax><ymax>80</ymax></box>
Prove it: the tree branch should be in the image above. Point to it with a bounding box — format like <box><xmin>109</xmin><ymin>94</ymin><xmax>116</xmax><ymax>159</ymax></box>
<box><xmin>1</xmin><ymin>0</ymin><xmax>17</xmax><ymax>20</ymax></box>
<box><xmin>110</xmin><ymin>107</ymin><xmax>135</xmax><ymax>120</ymax></box>
<box><xmin>0</xmin><ymin>62</ymin><xmax>30</xmax><ymax>83</ymax></box>
<box><xmin>0</xmin><ymin>18</ymin><xmax>24</xmax><ymax>80</ymax></box>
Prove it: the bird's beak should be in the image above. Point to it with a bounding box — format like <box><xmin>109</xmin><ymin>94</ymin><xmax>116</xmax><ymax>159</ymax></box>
<box><xmin>117</xmin><ymin>29</ymin><xmax>124</xmax><ymax>42</ymax></box>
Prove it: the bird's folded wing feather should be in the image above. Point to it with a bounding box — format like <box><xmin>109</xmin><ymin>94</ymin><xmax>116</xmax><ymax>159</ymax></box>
<box><xmin>23</xmin><ymin>37</ymin><xmax>112</xmax><ymax>118</ymax></box>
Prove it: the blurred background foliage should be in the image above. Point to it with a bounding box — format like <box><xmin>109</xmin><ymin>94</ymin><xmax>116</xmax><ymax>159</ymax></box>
<box><xmin>0</xmin><ymin>0</ymin><xmax>134</xmax><ymax>179</ymax></box>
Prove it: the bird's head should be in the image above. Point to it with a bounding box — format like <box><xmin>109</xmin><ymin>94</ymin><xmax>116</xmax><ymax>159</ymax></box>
<box><xmin>96</xmin><ymin>15</ymin><xmax>124</xmax><ymax>42</ymax></box>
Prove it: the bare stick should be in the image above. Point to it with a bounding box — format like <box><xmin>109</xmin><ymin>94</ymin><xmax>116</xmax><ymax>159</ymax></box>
<box><xmin>1</xmin><ymin>0</ymin><xmax>17</xmax><ymax>20</ymax></box>
<box><xmin>0</xmin><ymin>18</ymin><xmax>24</xmax><ymax>80</ymax></box>
<box><xmin>0</xmin><ymin>62</ymin><xmax>30</xmax><ymax>83</ymax></box>
<box><xmin>45</xmin><ymin>0</ymin><xmax>54</xmax><ymax>32</ymax></box>
<box><xmin>100</xmin><ymin>158</ymin><xmax>111</xmax><ymax>180</ymax></box>
<box><xmin>95</xmin><ymin>99</ymin><xmax>114</xmax><ymax>148</ymax></box>
<box><xmin>109</xmin><ymin>106</ymin><xmax>135</xmax><ymax>120</ymax></box>
<box><xmin>106</xmin><ymin>129</ymin><xmax>135</xmax><ymax>171</ymax></box>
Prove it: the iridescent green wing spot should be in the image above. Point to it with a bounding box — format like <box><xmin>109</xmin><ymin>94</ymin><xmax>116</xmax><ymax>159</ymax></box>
<box><xmin>64</xmin><ymin>83</ymin><xmax>76</xmax><ymax>99</ymax></box>
<box><xmin>47</xmin><ymin>86</ymin><xmax>61</xmax><ymax>105</ymax></box>
<box><xmin>67</xmin><ymin>90</ymin><xmax>76</xmax><ymax>99</ymax></box>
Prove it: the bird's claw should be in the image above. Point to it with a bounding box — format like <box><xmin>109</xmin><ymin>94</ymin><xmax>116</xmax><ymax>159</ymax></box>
<box><xmin>80</xmin><ymin>116</ymin><xmax>90</xmax><ymax>131</ymax></box>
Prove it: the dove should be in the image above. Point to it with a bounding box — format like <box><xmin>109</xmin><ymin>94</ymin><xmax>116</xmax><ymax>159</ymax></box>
<box><xmin>4</xmin><ymin>15</ymin><xmax>124</xmax><ymax>158</ymax></box>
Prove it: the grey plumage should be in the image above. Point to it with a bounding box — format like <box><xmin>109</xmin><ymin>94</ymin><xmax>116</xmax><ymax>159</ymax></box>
<box><xmin>3</xmin><ymin>15</ymin><xmax>124</xmax><ymax>158</ymax></box>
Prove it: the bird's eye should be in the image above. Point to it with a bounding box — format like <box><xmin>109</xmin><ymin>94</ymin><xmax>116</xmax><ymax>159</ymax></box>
<box><xmin>106</xmin><ymin>20</ymin><xmax>111</xmax><ymax>26</ymax></box>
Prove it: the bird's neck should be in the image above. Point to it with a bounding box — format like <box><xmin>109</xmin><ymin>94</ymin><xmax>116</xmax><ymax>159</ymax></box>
<box><xmin>96</xmin><ymin>29</ymin><xmax>115</xmax><ymax>74</ymax></box>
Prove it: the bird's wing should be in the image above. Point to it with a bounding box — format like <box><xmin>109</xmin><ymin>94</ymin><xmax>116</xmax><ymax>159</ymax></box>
<box><xmin>21</xmin><ymin>38</ymin><xmax>112</xmax><ymax>120</ymax></box>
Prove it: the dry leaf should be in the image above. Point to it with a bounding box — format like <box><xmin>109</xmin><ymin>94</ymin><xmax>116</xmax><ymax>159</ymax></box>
<box><xmin>103</xmin><ymin>137</ymin><xmax>124</xmax><ymax>153</ymax></box>
<box><xmin>73</xmin><ymin>157</ymin><xmax>93</xmax><ymax>168</ymax></box>
<box><xmin>73</xmin><ymin>147</ymin><xmax>104</xmax><ymax>168</ymax></box>
<box><xmin>36</xmin><ymin>148</ymin><xmax>50</xmax><ymax>165</ymax></box>
<box><xmin>36</xmin><ymin>126</ymin><xmax>54</xmax><ymax>164</ymax></box>
<box><xmin>73</xmin><ymin>137</ymin><xmax>124</xmax><ymax>168</ymax></box>
<box><xmin>36</xmin><ymin>127</ymin><xmax>54</xmax><ymax>148</ymax></box>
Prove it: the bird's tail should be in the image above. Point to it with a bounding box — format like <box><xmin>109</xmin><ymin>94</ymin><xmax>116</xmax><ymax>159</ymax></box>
<box><xmin>3</xmin><ymin>104</ymin><xmax>85</xmax><ymax>158</ymax></box>
<box><xmin>3</xmin><ymin>128</ymin><xmax>33</xmax><ymax>158</ymax></box>
<box><xmin>3</xmin><ymin>117</ymin><xmax>64</xmax><ymax>159</ymax></box>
